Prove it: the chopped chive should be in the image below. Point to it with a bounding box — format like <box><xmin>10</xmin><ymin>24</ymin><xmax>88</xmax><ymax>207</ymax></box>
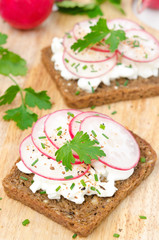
<box><xmin>117</xmin><ymin>62</ymin><xmax>122</xmax><ymax>65</ymax></box>
<box><xmin>126</xmin><ymin>64</ymin><xmax>132</xmax><ymax>68</ymax></box>
<box><xmin>56</xmin><ymin>186</ymin><xmax>61</xmax><ymax>192</ymax></box>
<box><xmin>72</xmin><ymin>233</ymin><xmax>77</xmax><ymax>239</ymax></box>
<box><xmin>108</xmin><ymin>105</ymin><xmax>111</xmax><ymax>109</ymax></box>
<box><xmin>31</xmin><ymin>180</ymin><xmax>34</xmax><ymax>184</ymax></box>
<box><xmin>111</xmin><ymin>111</ymin><xmax>117</xmax><ymax>115</ymax></box>
<box><xmin>65</xmin><ymin>32</ymin><xmax>72</xmax><ymax>38</ymax></box>
<box><xmin>90</xmin><ymin>186</ymin><xmax>96</xmax><ymax>191</ymax></box>
<box><xmin>64</xmin><ymin>175</ymin><xmax>74</xmax><ymax>180</ymax></box>
<box><xmin>38</xmin><ymin>136</ymin><xmax>46</xmax><ymax>139</ymax></box>
<box><xmin>75</xmin><ymin>90</ymin><xmax>80</xmax><ymax>95</ymax></box>
<box><xmin>65</xmin><ymin>167</ymin><xmax>69</xmax><ymax>172</ymax></box>
<box><xmin>100</xmin><ymin>124</ymin><xmax>105</xmax><ymax>130</ymax></box>
<box><xmin>139</xmin><ymin>215</ymin><xmax>147</xmax><ymax>219</ymax></box>
<box><xmin>80</xmin><ymin>179</ymin><xmax>86</xmax><ymax>187</ymax></box>
<box><xmin>116</xmin><ymin>81</ymin><xmax>120</xmax><ymax>87</ymax></box>
<box><xmin>20</xmin><ymin>176</ymin><xmax>28</xmax><ymax>181</ymax></box>
<box><xmin>64</xmin><ymin>58</ymin><xmax>69</xmax><ymax>63</ymax></box>
<box><xmin>22</xmin><ymin>219</ymin><xmax>30</xmax><ymax>226</ymax></box>
<box><xmin>102</xmin><ymin>133</ymin><xmax>109</xmax><ymax>139</ymax></box>
<box><xmin>71</xmin><ymin>63</ymin><xmax>76</xmax><ymax>67</ymax></box>
<box><xmin>40</xmin><ymin>191</ymin><xmax>46</xmax><ymax>195</ymax></box>
<box><xmin>70</xmin><ymin>183</ymin><xmax>75</xmax><ymax>190</ymax></box>
<box><xmin>94</xmin><ymin>174</ymin><xmax>98</xmax><ymax>181</ymax></box>
<box><xmin>113</xmin><ymin>233</ymin><xmax>120</xmax><ymax>238</ymax></box>
<box><xmin>96</xmin><ymin>189</ymin><xmax>101</xmax><ymax>195</ymax></box>
<box><xmin>119</xmin><ymin>24</ymin><xmax>123</xmax><ymax>28</ymax></box>
<box><xmin>133</xmin><ymin>40</ymin><xmax>140</xmax><ymax>47</ymax></box>
<box><xmin>94</xmin><ymin>139</ymin><xmax>100</xmax><ymax>145</ymax></box>
<box><xmin>140</xmin><ymin>157</ymin><xmax>146</xmax><ymax>163</ymax></box>
<box><xmin>91</xmin><ymin>105</ymin><xmax>96</xmax><ymax>110</ymax></box>
<box><xmin>123</xmin><ymin>79</ymin><xmax>129</xmax><ymax>86</ymax></box>
<box><xmin>90</xmin><ymin>64</ymin><xmax>97</xmax><ymax>72</ymax></box>
<box><xmin>57</xmin><ymin>131</ymin><xmax>62</xmax><ymax>136</ymax></box>
<box><xmin>57</xmin><ymin>126</ymin><xmax>62</xmax><ymax>131</ymax></box>
<box><xmin>91</xmin><ymin>86</ymin><xmax>95</xmax><ymax>93</ymax></box>
<box><xmin>41</xmin><ymin>143</ymin><xmax>45</xmax><ymax>149</ymax></box>
<box><xmin>91</xmin><ymin>130</ymin><xmax>97</xmax><ymax>137</ymax></box>
<box><xmin>75</xmin><ymin>121</ymin><xmax>81</xmax><ymax>123</ymax></box>
<box><xmin>83</xmin><ymin>65</ymin><xmax>88</xmax><ymax>70</ymax></box>
<box><xmin>145</xmin><ymin>53</ymin><xmax>148</xmax><ymax>59</ymax></box>
<box><xmin>0</xmin><ymin>197</ymin><xmax>2</xmax><ymax>200</ymax></box>
<box><xmin>67</xmin><ymin>112</ymin><xmax>74</xmax><ymax>118</ymax></box>
<box><xmin>31</xmin><ymin>158</ymin><xmax>39</xmax><ymax>166</ymax></box>
<box><xmin>75</xmin><ymin>63</ymin><xmax>80</xmax><ymax>72</ymax></box>
<box><xmin>0</xmin><ymin>208</ymin><xmax>1</xmax><ymax>210</ymax></box>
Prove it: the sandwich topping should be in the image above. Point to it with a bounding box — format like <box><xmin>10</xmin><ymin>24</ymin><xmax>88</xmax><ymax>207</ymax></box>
<box><xmin>51</xmin><ymin>18</ymin><xmax>159</xmax><ymax>93</ymax></box>
<box><xmin>17</xmin><ymin>109</ymin><xmax>140</xmax><ymax>204</ymax></box>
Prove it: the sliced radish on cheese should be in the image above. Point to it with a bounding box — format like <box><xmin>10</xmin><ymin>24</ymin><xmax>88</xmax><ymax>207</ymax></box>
<box><xmin>118</xmin><ymin>29</ymin><xmax>159</xmax><ymax>62</ymax></box>
<box><xmin>73</xmin><ymin>19</ymin><xmax>98</xmax><ymax>39</ymax></box>
<box><xmin>80</xmin><ymin>116</ymin><xmax>140</xmax><ymax>170</ymax></box>
<box><xmin>69</xmin><ymin>111</ymin><xmax>112</xmax><ymax>139</ymax></box>
<box><xmin>31</xmin><ymin>115</ymin><xmax>57</xmax><ymax>160</ymax></box>
<box><xmin>63</xmin><ymin>50</ymin><xmax>117</xmax><ymax>79</ymax></box>
<box><xmin>20</xmin><ymin>135</ymin><xmax>90</xmax><ymax>181</ymax></box>
<box><xmin>44</xmin><ymin>109</ymin><xmax>82</xmax><ymax>151</ymax></box>
<box><xmin>108</xmin><ymin>18</ymin><xmax>142</xmax><ymax>31</ymax></box>
<box><xmin>63</xmin><ymin>31</ymin><xmax>115</xmax><ymax>62</ymax></box>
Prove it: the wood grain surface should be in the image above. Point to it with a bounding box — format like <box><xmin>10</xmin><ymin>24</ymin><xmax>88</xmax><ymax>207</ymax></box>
<box><xmin>0</xmin><ymin>1</ymin><xmax>159</xmax><ymax>240</ymax></box>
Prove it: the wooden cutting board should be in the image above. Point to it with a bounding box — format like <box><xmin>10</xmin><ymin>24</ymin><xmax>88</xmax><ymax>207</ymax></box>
<box><xmin>0</xmin><ymin>1</ymin><xmax>159</xmax><ymax>240</ymax></box>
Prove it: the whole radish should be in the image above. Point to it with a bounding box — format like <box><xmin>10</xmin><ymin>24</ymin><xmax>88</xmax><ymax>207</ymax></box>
<box><xmin>138</xmin><ymin>0</ymin><xmax>159</xmax><ymax>12</ymax></box>
<box><xmin>0</xmin><ymin>0</ymin><xmax>54</xmax><ymax>30</ymax></box>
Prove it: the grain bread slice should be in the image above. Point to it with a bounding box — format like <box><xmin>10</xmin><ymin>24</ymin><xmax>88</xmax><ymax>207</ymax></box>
<box><xmin>3</xmin><ymin>133</ymin><xmax>157</xmax><ymax>237</ymax></box>
<box><xmin>42</xmin><ymin>47</ymin><xmax>159</xmax><ymax>109</ymax></box>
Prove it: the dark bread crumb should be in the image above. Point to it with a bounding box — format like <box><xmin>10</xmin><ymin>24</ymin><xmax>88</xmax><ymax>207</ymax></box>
<box><xmin>41</xmin><ymin>47</ymin><xmax>159</xmax><ymax>109</ymax></box>
<box><xmin>2</xmin><ymin>133</ymin><xmax>157</xmax><ymax>237</ymax></box>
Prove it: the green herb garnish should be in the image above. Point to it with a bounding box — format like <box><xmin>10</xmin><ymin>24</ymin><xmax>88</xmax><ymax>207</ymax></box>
<box><xmin>20</xmin><ymin>176</ymin><xmax>28</xmax><ymax>181</ymax></box>
<box><xmin>133</xmin><ymin>40</ymin><xmax>140</xmax><ymax>47</ymax></box>
<box><xmin>140</xmin><ymin>157</ymin><xmax>146</xmax><ymax>163</ymax></box>
<box><xmin>64</xmin><ymin>58</ymin><xmax>69</xmax><ymax>63</ymax></box>
<box><xmin>75</xmin><ymin>91</ymin><xmax>80</xmax><ymax>95</ymax></box>
<box><xmin>113</xmin><ymin>233</ymin><xmax>120</xmax><ymax>238</ymax></box>
<box><xmin>91</xmin><ymin>105</ymin><xmax>96</xmax><ymax>110</ymax></box>
<box><xmin>57</xmin><ymin>131</ymin><xmax>62</xmax><ymax>136</ymax></box>
<box><xmin>38</xmin><ymin>136</ymin><xmax>46</xmax><ymax>139</ymax></box>
<box><xmin>111</xmin><ymin>111</ymin><xmax>117</xmax><ymax>115</ymax></box>
<box><xmin>80</xmin><ymin>179</ymin><xmax>86</xmax><ymax>187</ymax></box>
<box><xmin>116</xmin><ymin>81</ymin><xmax>120</xmax><ymax>87</ymax></box>
<box><xmin>67</xmin><ymin>112</ymin><xmax>74</xmax><ymax>118</ymax></box>
<box><xmin>0</xmin><ymin>33</ymin><xmax>52</xmax><ymax>130</ymax></box>
<box><xmin>75</xmin><ymin>121</ymin><xmax>81</xmax><ymax>123</ymax></box>
<box><xmin>100</xmin><ymin>124</ymin><xmax>105</xmax><ymax>130</ymax></box>
<box><xmin>0</xmin><ymin>197</ymin><xmax>2</xmax><ymax>200</ymax></box>
<box><xmin>96</xmin><ymin>189</ymin><xmax>101</xmax><ymax>195</ymax></box>
<box><xmin>94</xmin><ymin>174</ymin><xmax>99</xmax><ymax>181</ymax></box>
<box><xmin>55</xmin><ymin>131</ymin><xmax>106</xmax><ymax>170</ymax></box>
<box><xmin>90</xmin><ymin>186</ymin><xmax>96</xmax><ymax>191</ymax></box>
<box><xmin>70</xmin><ymin>183</ymin><xmax>75</xmax><ymax>190</ymax></box>
<box><xmin>83</xmin><ymin>65</ymin><xmax>88</xmax><ymax>70</ymax></box>
<box><xmin>72</xmin><ymin>233</ymin><xmax>77</xmax><ymax>239</ymax></box>
<box><xmin>22</xmin><ymin>219</ymin><xmax>30</xmax><ymax>226</ymax></box>
<box><xmin>31</xmin><ymin>158</ymin><xmax>39</xmax><ymax>166</ymax></box>
<box><xmin>102</xmin><ymin>133</ymin><xmax>109</xmax><ymax>139</ymax></box>
<box><xmin>123</xmin><ymin>79</ymin><xmax>129</xmax><ymax>86</ymax></box>
<box><xmin>57</xmin><ymin>126</ymin><xmax>62</xmax><ymax>131</ymax></box>
<box><xmin>71</xmin><ymin>18</ymin><xmax>126</xmax><ymax>53</ymax></box>
<box><xmin>41</xmin><ymin>143</ymin><xmax>45</xmax><ymax>149</ymax></box>
<box><xmin>40</xmin><ymin>191</ymin><xmax>46</xmax><ymax>195</ymax></box>
<box><xmin>56</xmin><ymin>186</ymin><xmax>61</xmax><ymax>192</ymax></box>
<box><xmin>64</xmin><ymin>175</ymin><xmax>74</xmax><ymax>180</ymax></box>
<box><xmin>91</xmin><ymin>130</ymin><xmax>97</xmax><ymax>137</ymax></box>
<box><xmin>139</xmin><ymin>215</ymin><xmax>147</xmax><ymax>219</ymax></box>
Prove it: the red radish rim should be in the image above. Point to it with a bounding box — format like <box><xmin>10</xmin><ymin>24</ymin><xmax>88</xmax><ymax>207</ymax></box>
<box><xmin>69</xmin><ymin>111</ymin><xmax>112</xmax><ymax>139</ymax></box>
<box><xmin>107</xmin><ymin>18</ymin><xmax>142</xmax><ymax>29</ymax></box>
<box><xmin>63</xmin><ymin>50</ymin><xmax>117</xmax><ymax>79</ymax></box>
<box><xmin>118</xmin><ymin>29</ymin><xmax>159</xmax><ymax>63</ymax></box>
<box><xmin>79</xmin><ymin>116</ymin><xmax>140</xmax><ymax>171</ymax></box>
<box><xmin>44</xmin><ymin>109</ymin><xmax>82</xmax><ymax>159</ymax></box>
<box><xmin>20</xmin><ymin>135</ymin><xmax>90</xmax><ymax>181</ymax></box>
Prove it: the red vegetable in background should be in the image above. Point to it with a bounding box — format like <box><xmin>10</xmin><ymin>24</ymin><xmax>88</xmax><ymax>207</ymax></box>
<box><xmin>0</xmin><ymin>0</ymin><xmax>54</xmax><ymax>30</ymax></box>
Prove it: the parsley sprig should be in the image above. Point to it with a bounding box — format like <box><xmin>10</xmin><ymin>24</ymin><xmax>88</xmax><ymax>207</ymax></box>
<box><xmin>55</xmin><ymin>131</ymin><xmax>106</xmax><ymax>170</ymax></box>
<box><xmin>71</xmin><ymin>18</ymin><xmax>126</xmax><ymax>53</ymax></box>
<box><xmin>55</xmin><ymin>0</ymin><xmax>125</xmax><ymax>18</ymax></box>
<box><xmin>0</xmin><ymin>33</ymin><xmax>52</xmax><ymax>130</ymax></box>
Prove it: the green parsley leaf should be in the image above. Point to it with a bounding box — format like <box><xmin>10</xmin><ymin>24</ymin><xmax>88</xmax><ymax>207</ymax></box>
<box><xmin>3</xmin><ymin>105</ymin><xmax>38</xmax><ymax>130</ymax></box>
<box><xmin>71</xmin><ymin>18</ymin><xmax>126</xmax><ymax>53</ymax></box>
<box><xmin>24</xmin><ymin>87</ymin><xmax>52</xmax><ymax>110</ymax></box>
<box><xmin>0</xmin><ymin>50</ymin><xmax>27</xmax><ymax>76</ymax></box>
<box><xmin>22</xmin><ymin>219</ymin><xmax>30</xmax><ymax>226</ymax></box>
<box><xmin>0</xmin><ymin>33</ymin><xmax>8</xmax><ymax>45</ymax></box>
<box><xmin>109</xmin><ymin>0</ymin><xmax>125</xmax><ymax>14</ymax></box>
<box><xmin>55</xmin><ymin>131</ymin><xmax>106</xmax><ymax>170</ymax></box>
<box><xmin>0</xmin><ymin>85</ymin><xmax>20</xmax><ymax>106</ymax></box>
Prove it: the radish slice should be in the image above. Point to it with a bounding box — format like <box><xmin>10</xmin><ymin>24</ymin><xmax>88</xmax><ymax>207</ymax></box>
<box><xmin>63</xmin><ymin>50</ymin><xmax>117</xmax><ymax>79</ymax></box>
<box><xmin>118</xmin><ymin>29</ymin><xmax>159</xmax><ymax>62</ymax></box>
<box><xmin>80</xmin><ymin>116</ymin><xmax>140</xmax><ymax>170</ymax></box>
<box><xmin>20</xmin><ymin>135</ymin><xmax>90</xmax><ymax>181</ymax></box>
<box><xmin>44</xmin><ymin>109</ymin><xmax>82</xmax><ymax>151</ymax></box>
<box><xmin>31</xmin><ymin>115</ymin><xmax>57</xmax><ymax>160</ymax></box>
<box><xmin>63</xmin><ymin>32</ymin><xmax>115</xmax><ymax>62</ymax></box>
<box><xmin>69</xmin><ymin>111</ymin><xmax>112</xmax><ymax>139</ymax></box>
<box><xmin>108</xmin><ymin>18</ymin><xmax>142</xmax><ymax>31</ymax></box>
<box><xmin>73</xmin><ymin>19</ymin><xmax>98</xmax><ymax>39</ymax></box>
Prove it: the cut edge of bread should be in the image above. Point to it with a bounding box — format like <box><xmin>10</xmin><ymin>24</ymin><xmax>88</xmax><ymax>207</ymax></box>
<box><xmin>41</xmin><ymin>46</ymin><xmax>159</xmax><ymax>109</ymax></box>
<box><xmin>2</xmin><ymin>133</ymin><xmax>157</xmax><ymax>237</ymax></box>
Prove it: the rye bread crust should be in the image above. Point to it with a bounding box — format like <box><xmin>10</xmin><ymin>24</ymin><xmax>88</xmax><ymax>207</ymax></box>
<box><xmin>41</xmin><ymin>47</ymin><xmax>159</xmax><ymax>109</ymax></box>
<box><xmin>3</xmin><ymin>133</ymin><xmax>157</xmax><ymax>237</ymax></box>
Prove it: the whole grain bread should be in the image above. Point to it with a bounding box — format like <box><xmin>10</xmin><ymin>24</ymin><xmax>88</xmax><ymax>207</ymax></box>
<box><xmin>3</xmin><ymin>133</ymin><xmax>157</xmax><ymax>237</ymax></box>
<box><xmin>41</xmin><ymin>47</ymin><xmax>159</xmax><ymax>109</ymax></box>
